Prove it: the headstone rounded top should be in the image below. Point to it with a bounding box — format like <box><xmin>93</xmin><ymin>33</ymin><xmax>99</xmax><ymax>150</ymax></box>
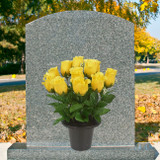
<box><xmin>26</xmin><ymin>10</ymin><xmax>133</xmax><ymax>27</ymax></box>
<box><xmin>26</xmin><ymin>9</ymin><xmax>134</xmax><ymax>146</ymax></box>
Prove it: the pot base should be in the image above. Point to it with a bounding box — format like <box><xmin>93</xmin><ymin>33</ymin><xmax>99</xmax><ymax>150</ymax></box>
<box><xmin>62</xmin><ymin>120</ymin><xmax>100</xmax><ymax>151</ymax></box>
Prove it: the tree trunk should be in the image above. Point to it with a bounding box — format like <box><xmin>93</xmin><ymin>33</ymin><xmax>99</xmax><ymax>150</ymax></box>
<box><xmin>146</xmin><ymin>52</ymin><xmax>149</xmax><ymax>64</ymax></box>
<box><xmin>20</xmin><ymin>51</ymin><xmax>25</xmax><ymax>74</ymax></box>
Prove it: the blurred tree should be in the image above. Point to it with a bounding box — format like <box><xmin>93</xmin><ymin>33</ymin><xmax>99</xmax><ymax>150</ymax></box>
<box><xmin>0</xmin><ymin>0</ymin><xmax>159</xmax><ymax>72</ymax></box>
<box><xmin>134</xmin><ymin>26</ymin><xmax>160</xmax><ymax>63</ymax></box>
<box><xmin>0</xmin><ymin>26</ymin><xmax>25</xmax><ymax>71</ymax></box>
<box><xmin>0</xmin><ymin>26</ymin><xmax>18</xmax><ymax>63</ymax></box>
<box><xmin>0</xmin><ymin>0</ymin><xmax>27</xmax><ymax>73</ymax></box>
<box><xmin>0</xmin><ymin>0</ymin><xmax>159</xmax><ymax>26</ymax></box>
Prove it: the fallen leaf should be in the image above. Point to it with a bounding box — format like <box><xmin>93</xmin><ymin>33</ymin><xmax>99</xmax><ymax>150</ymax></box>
<box><xmin>151</xmin><ymin>107</ymin><xmax>157</xmax><ymax>114</ymax></box>
<box><xmin>135</xmin><ymin>95</ymin><xmax>139</xmax><ymax>99</ymax></box>
<box><xmin>9</xmin><ymin>137</ymin><xmax>16</xmax><ymax>143</ymax></box>
<box><xmin>138</xmin><ymin>106</ymin><xmax>146</xmax><ymax>113</ymax></box>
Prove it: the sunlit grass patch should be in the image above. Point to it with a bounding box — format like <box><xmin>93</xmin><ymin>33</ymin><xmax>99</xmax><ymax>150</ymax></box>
<box><xmin>0</xmin><ymin>74</ymin><xmax>25</xmax><ymax>80</ymax></box>
<box><xmin>0</xmin><ymin>85</ymin><xmax>26</xmax><ymax>143</ymax></box>
<box><xmin>135</xmin><ymin>74</ymin><xmax>160</xmax><ymax>95</ymax></box>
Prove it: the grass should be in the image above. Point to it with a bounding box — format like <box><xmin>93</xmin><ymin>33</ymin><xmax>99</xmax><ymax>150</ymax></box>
<box><xmin>136</xmin><ymin>123</ymin><xmax>160</xmax><ymax>142</ymax></box>
<box><xmin>135</xmin><ymin>63</ymin><xmax>160</xmax><ymax>69</ymax></box>
<box><xmin>135</xmin><ymin>73</ymin><xmax>160</xmax><ymax>142</ymax></box>
<box><xmin>0</xmin><ymin>85</ymin><xmax>26</xmax><ymax>143</ymax></box>
<box><xmin>135</xmin><ymin>73</ymin><xmax>160</xmax><ymax>95</ymax></box>
<box><xmin>0</xmin><ymin>74</ymin><xmax>160</xmax><ymax>143</ymax></box>
<box><xmin>0</xmin><ymin>74</ymin><xmax>25</xmax><ymax>80</ymax></box>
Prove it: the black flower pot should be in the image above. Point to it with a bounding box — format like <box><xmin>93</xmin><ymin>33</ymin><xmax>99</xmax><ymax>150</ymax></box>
<box><xmin>62</xmin><ymin>119</ymin><xmax>100</xmax><ymax>151</ymax></box>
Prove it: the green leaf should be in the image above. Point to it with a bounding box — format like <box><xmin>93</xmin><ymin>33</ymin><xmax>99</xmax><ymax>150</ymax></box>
<box><xmin>83</xmin><ymin>116</ymin><xmax>89</xmax><ymax>122</ymax></box>
<box><xmin>94</xmin><ymin>108</ymin><xmax>110</xmax><ymax>116</ymax></box>
<box><xmin>58</xmin><ymin>111</ymin><xmax>65</xmax><ymax>116</ymax></box>
<box><xmin>53</xmin><ymin>117</ymin><xmax>64</xmax><ymax>125</ymax></box>
<box><xmin>81</xmin><ymin>110</ymin><xmax>90</xmax><ymax>117</ymax></box>
<box><xmin>101</xmin><ymin>94</ymin><xmax>115</xmax><ymax>103</ymax></box>
<box><xmin>50</xmin><ymin>103</ymin><xmax>66</xmax><ymax>113</ymax></box>
<box><xmin>50</xmin><ymin>102</ymin><xmax>66</xmax><ymax>107</ymax></box>
<box><xmin>85</xmin><ymin>87</ymin><xmax>92</xmax><ymax>96</ymax></box>
<box><xmin>100</xmin><ymin>89</ymin><xmax>104</xmax><ymax>98</ymax></box>
<box><xmin>90</xmin><ymin>91</ymin><xmax>98</xmax><ymax>105</ymax></box>
<box><xmin>94</xmin><ymin>115</ymin><xmax>101</xmax><ymax>123</ymax></box>
<box><xmin>47</xmin><ymin>94</ymin><xmax>66</xmax><ymax>103</ymax></box>
<box><xmin>97</xmin><ymin>101</ymin><xmax>107</xmax><ymax>108</ymax></box>
<box><xmin>75</xmin><ymin>112</ymin><xmax>86</xmax><ymax>122</ymax></box>
<box><xmin>50</xmin><ymin>103</ymin><xmax>70</xmax><ymax>122</ymax></box>
<box><xmin>65</xmin><ymin>91</ymin><xmax>75</xmax><ymax>104</ymax></box>
<box><xmin>48</xmin><ymin>102</ymin><xmax>61</xmax><ymax>106</ymax></box>
<box><xmin>81</xmin><ymin>112</ymin><xmax>90</xmax><ymax>122</ymax></box>
<box><xmin>70</xmin><ymin>112</ymin><xmax>76</xmax><ymax>119</ymax></box>
<box><xmin>70</xmin><ymin>104</ymin><xmax>83</xmax><ymax>113</ymax></box>
<box><xmin>64</xmin><ymin>108</ymin><xmax>70</xmax><ymax>117</ymax></box>
<box><xmin>62</xmin><ymin>114</ymin><xmax>70</xmax><ymax>122</ymax></box>
<box><xmin>83</xmin><ymin>100</ymin><xmax>91</xmax><ymax>106</ymax></box>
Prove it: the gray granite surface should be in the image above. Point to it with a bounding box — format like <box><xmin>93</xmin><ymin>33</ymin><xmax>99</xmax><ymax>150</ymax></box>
<box><xmin>26</xmin><ymin>11</ymin><xmax>135</xmax><ymax>147</ymax></box>
<box><xmin>8</xmin><ymin>142</ymin><xmax>158</xmax><ymax>160</ymax></box>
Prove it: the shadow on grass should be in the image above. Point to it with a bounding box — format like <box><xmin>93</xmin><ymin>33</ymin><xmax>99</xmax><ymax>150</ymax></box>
<box><xmin>135</xmin><ymin>65</ymin><xmax>160</xmax><ymax>69</ymax></box>
<box><xmin>135</xmin><ymin>122</ymin><xmax>160</xmax><ymax>142</ymax></box>
<box><xmin>135</xmin><ymin>74</ymin><xmax>160</xmax><ymax>85</ymax></box>
<box><xmin>0</xmin><ymin>85</ymin><xmax>25</xmax><ymax>93</ymax></box>
<box><xmin>9</xmin><ymin>124</ymin><xmax>22</xmax><ymax>132</ymax></box>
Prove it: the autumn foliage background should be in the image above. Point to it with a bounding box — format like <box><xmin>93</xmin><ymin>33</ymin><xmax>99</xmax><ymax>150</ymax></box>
<box><xmin>0</xmin><ymin>0</ymin><xmax>160</xmax><ymax>143</ymax></box>
<box><xmin>0</xmin><ymin>0</ymin><xmax>160</xmax><ymax>69</ymax></box>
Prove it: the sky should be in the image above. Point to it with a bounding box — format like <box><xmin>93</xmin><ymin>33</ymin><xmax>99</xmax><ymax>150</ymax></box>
<box><xmin>129</xmin><ymin>0</ymin><xmax>160</xmax><ymax>40</ymax></box>
<box><xmin>146</xmin><ymin>13</ymin><xmax>160</xmax><ymax>40</ymax></box>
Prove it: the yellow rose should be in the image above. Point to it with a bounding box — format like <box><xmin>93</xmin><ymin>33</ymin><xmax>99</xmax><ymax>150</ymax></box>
<box><xmin>48</xmin><ymin>67</ymin><xmax>60</xmax><ymax>76</ymax></box>
<box><xmin>71</xmin><ymin>77</ymin><xmax>91</xmax><ymax>96</ymax></box>
<box><xmin>72</xmin><ymin>56</ymin><xmax>84</xmax><ymax>67</ymax></box>
<box><xmin>42</xmin><ymin>67</ymin><xmax>60</xmax><ymax>92</ymax></box>
<box><xmin>61</xmin><ymin>60</ymin><xmax>72</xmax><ymax>76</ymax></box>
<box><xmin>42</xmin><ymin>79</ymin><xmax>54</xmax><ymax>92</ymax></box>
<box><xmin>43</xmin><ymin>67</ymin><xmax>60</xmax><ymax>80</ymax></box>
<box><xmin>105</xmin><ymin>68</ymin><xmax>117</xmax><ymax>88</ymax></box>
<box><xmin>91</xmin><ymin>72</ymin><xmax>105</xmax><ymax>93</ymax></box>
<box><xmin>52</xmin><ymin>76</ymin><xmax>68</xmax><ymax>95</ymax></box>
<box><xmin>70</xmin><ymin>67</ymin><xmax>84</xmax><ymax>79</ymax></box>
<box><xmin>84</xmin><ymin>59</ymin><xmax>101</xmax><ymax>77</ymax></box>
<box><xmin>105</xmin><ymin>68</ymin><xmax>117</xmax><ymax>76</ymax></box>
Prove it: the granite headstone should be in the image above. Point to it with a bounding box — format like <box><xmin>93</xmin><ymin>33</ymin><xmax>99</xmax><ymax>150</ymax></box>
<box><xmin>8</xmin><ymin>11</ymin><xmax>158</xmax><ymax>160</ymax></box>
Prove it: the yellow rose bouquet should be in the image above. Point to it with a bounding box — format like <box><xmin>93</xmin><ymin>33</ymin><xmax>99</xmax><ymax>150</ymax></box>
<box><xmin>42</xmin><ymin>56</ymin><xmax>117</xmax><ymax>125</ymax></box>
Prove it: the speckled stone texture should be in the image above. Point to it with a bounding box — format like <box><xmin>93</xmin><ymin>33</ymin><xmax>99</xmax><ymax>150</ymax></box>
<box><xmin>8</xmin><ymin>143</ymin><xmax>158</xmax><ymax>160</ymax></box>
<box><xmin>25</xmin><ymin>10</ymin><xmax>135</xmax><ymax>147</ymax></box>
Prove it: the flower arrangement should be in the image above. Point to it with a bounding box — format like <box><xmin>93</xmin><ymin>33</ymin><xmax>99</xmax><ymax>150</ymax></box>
<box><xmin>42</xmin><ymin>56</ymin><xmax>117</xmax><ymax>125</ymax></box>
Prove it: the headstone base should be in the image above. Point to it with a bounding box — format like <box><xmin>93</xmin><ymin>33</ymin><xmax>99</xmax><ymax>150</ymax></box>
<box><xmin>8</xmin><ymin>142</ymin><xmax>158</xmax><ymax>160</ymax></box>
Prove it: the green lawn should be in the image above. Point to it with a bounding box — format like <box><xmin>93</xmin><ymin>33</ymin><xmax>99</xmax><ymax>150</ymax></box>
<box><xmin>135</xmin><ymin>73</ymin><xmax>160</xmax><ymax>142</ymax></box>
<box><xmin>135</xmin><ymin>73</ymin><xmax>160</xmax><ymax>95</ymax></box>
<box><xmin>0</xmin><ymin>85</ymin><xmax>26</xmax><ymax>143</ymax></box>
